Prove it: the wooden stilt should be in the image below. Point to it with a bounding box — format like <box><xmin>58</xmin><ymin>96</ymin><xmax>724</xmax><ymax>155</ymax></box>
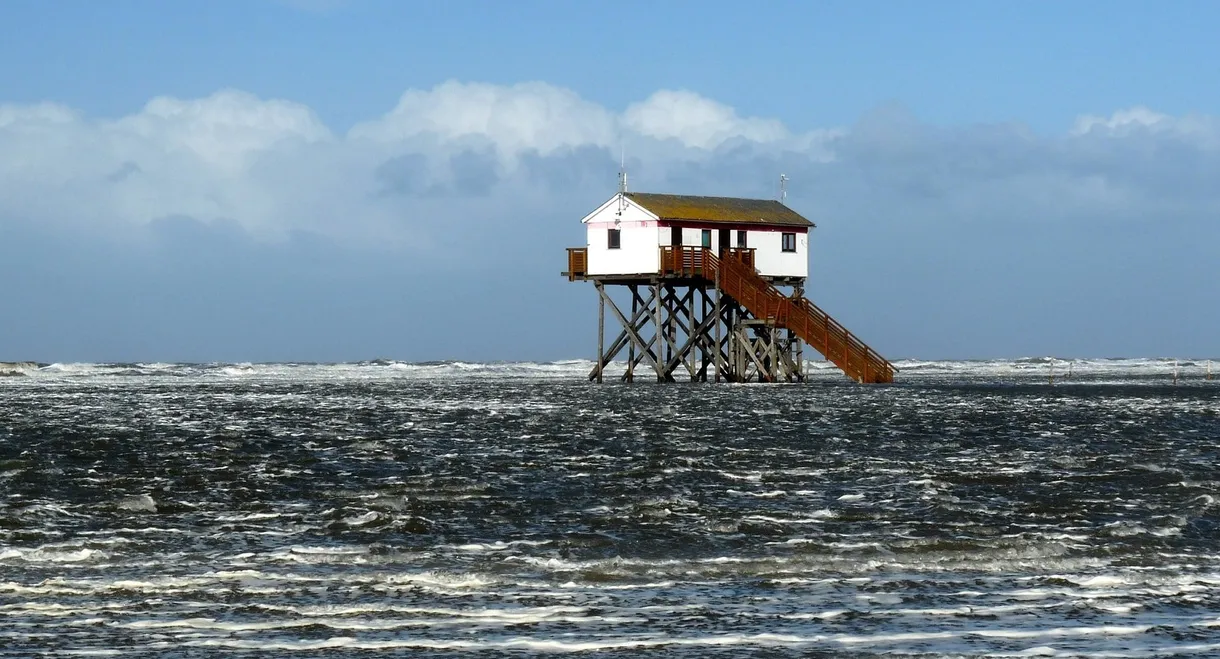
<box><xmin>596</xmin><ymin>282</ymin><xmax>605</xmax><ymax>384</ymax></box>
<box><xmin>627</xmin><ymin>286</ymin><xmax>636</xmax><ymax>383</ymax></box>
<box><xmin>597</xmin><ymin>283</ymin><xmax>662</xmax><ymax>378</ymax></box>
<box><xmin>792</xmin><ymin>283</ymin><xmax>804</xmax><ymax>382</ymax></box>
<box><xmin>654</xmin><ymin>281</ymin><xmax>663</xmax><ymax>382</ymax></box>
<box><xmin>714</xmin><ymin>270</ymin><xmax>722</xmax><ymax>382</ymax></box>
<box><xmin>586</xmin><ymin>272</ymin><xmax>808</xmax><ymax>384</ymax></box>
<box><xmin>592</xmin><ymin>285</ymin><xmax>657</xmax><ymax>381</ymax></box>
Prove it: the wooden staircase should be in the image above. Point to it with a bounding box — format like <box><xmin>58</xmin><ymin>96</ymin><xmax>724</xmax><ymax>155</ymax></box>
<box><xmin>661</xmin><ymin>247</ymin><xmax>895</xmax><ymax>383</ymax></box>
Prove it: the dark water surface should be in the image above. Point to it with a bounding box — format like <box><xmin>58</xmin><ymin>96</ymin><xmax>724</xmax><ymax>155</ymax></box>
<box><xmin>2</xmin><ymin>362</ymin><xmax>1220</xmax><ymax>656</ymax></box>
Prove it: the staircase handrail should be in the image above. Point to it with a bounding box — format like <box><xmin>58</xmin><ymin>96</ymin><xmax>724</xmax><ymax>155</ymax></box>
<box><xmin>706</xmin><ymin>248</ymin><xmax>894</xmax><ymax>383</ymax></box>
<box><xmin>657</xmin><ymin>246</ymin><xmax>894</xmax><ymax>382</ymax></box>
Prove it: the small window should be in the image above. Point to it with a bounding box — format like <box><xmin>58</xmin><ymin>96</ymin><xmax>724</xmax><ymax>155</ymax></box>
<box><xmin>701</xmin><ymin>229</ymin><xmax>711</xmax><ymax>248</ymax></box>
<box><xmin>781</xmin><ymin>232</ymin><xmax>796</xmax><ymax>252</ymax></box>
<box><xmin>736</xmin><ymin>230</ymin><xmax>747</xmax><ymax>248</ymax></box>
<box><xmin>608</xmin><ymin>228</ymin><xmax>621</xmax><ymax>249</ymax></box>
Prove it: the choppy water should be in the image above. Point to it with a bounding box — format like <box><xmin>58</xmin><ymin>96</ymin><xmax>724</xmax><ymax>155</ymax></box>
<box><xmin>1</xmin><ymin>359</ymin><xmax>1219</xmax><ymax>657</ymax></box>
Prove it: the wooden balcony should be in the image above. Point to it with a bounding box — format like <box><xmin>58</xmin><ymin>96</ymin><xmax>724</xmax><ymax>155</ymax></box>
<box><xmin>660</xmin><ymin>246</ymin><xmax>755</xmax><ymax>277</ymax></box>
<box><xmin>565</xmin><ymin>247</ymin><xmax>588</xmax><ymax>281</ymax></box>
<box><xmin>567</xmin><ymin>246</ymin><xmax>758</xmax><ymax>281</ymax></box>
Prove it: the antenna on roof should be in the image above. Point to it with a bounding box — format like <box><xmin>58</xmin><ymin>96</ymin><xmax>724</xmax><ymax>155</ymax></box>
<box><xmin>618</xmin><ymin>143</ymin><xmax>628</xmax><ymax>194</ymax></box>
<box><xmin>779</xmin><ymin>174</ymin><xmax>788</xmax><ymax>205</ymax></box>
<box><xmin>615</xmin><ymin>141</ymin><xmax>627</xmax><ymax>224</ymax></box>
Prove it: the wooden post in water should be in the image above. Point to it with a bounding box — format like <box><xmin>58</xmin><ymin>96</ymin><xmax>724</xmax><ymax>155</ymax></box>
<box><xmin>1208</xmin><ymin>360</ymin><xmax>1213</xmax><ymax>381</ymax></box>
<box><xmin>1048</xmin><ymin>357</ymin><xmax>1055</xmax><ymax>386</ymax></box>
<box><xmin>596</xmin><ymin>283</ymin><xmax>605</xmax><ymax>384</ymax></box>
<box><xmin>714</xmin><ymin>268</ymin><xmax>722</xmax><ymax>383</ymax></box>
<box><xmin>1174</xmin><ymin>359</ymin><xmax>1179</xmax><ymax>386</ymax></box>
<box><xmin>654</xmin><ymin>281</ymin><xmax>663</xmax><ymax>382</ymax></box>
<box><xmin>627</xmin><ymin>288</ymin><xmax>636</xmax><ymax>383</ymax></box>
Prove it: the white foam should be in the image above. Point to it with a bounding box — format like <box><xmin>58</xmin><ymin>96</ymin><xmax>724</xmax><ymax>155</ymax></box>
<box><xmin>179</xmin><ymin>633</ymin><xmax>822</xmax><ymax>652</ymax></box>
<box><xmin>116</xmin><ymin>494</ymin><xmax>157</xmax><ymax>513</ymax></box>
<box><xmin>214</xmin><ymin>512</ymin><xmax>282</xmax><ymax>522</ymax></box>
<box><xmin>5</xmin><ymin>356</ymin><xmax>1213</xmax><ymax>385</ymax></box>
<box><xmin>969</xmin><ymin>625</ymin><xmax>1149</xmax><ymax>639</ymax></box>
<box><xmin>1072</xmin><ymin>575</ymin><xmax>1129</xmax><ymax>588</ymax></box>
<box><xmin>726</xmin><ymin>489</ymin><xmax>787</xmax><ymax>498</ymax></box>
<box><xmin>0</xmin><ymin>545</ymin><xmax>108</xmax><ymax>564</ymax></box>
<box><xmin>339</xmin><ymin>511</ymin><xmax>379</xmax><ymax>526</ymax></box>
<box><xmin>745</xmin><ymin>512</ymin><xmax>832</xmax><ymax>525</ymax></box>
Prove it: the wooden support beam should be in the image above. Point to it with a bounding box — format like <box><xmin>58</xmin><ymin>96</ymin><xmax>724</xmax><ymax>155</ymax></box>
<box><xmin>714</xmin><ymin>266</ymin><xmax>722</xmax><ymax>383</ymax></box>
<box><xmin>765</xmin><ymin>330</ymin><xmax>779</xmax><ymax>383</ymax></box>
<box><xmin>734</xmin><ymin>323</ymin><xmax>779</xmax><ymax>383</ymax></box>
<box><xmin>653</xmin><ymin>281</ymin><xmax>665</xmax><ymax>382</ymax></box>
<box><xmin>590</xmin><ymin>285</ymin><xmax>658</xmax><ymax>381</ymax></box>
<box><xmin>698</xmin><ymin>287</ymin><xmax>712</xmax><ymax>381</ymax></box>
<box><xmin>627</xmin><ymin>285</ymin><xmax>637</xmax><ymax>383</ymax></box>
<box><xmin>656</xmin><ymin>285</ymin><xmax>687</xmax><ymax>380</ymax></box>
<box><xmin>596</xmin><ymin>282</ymin><xmax>605</xmax><ymax>384</ymax></box>
<box><xmin>586</xmin><ymin>273</ymin><xmax>814</xmax><ymax>385</ymax></box>
<box><xmin>662</xmin><ymin>297</ymin><xmax>721</xmax><ymax>378</ymax></box>
<box><xmin>598</xmin><ymin>283</ymin><xmax>663</xmax><ymax>379</ymax></box>
<box><xmin>618</xmin><ymin>286</ymin><xmax>668</xmax><ymax>381</ymax></box>
<box><xmin>658</xmin><ymin>285</ymin><xmax>701</xmax><ymax>380</ymax></box>
<box><xmin>623</xmin><ymin>331</ymin><xmax>661</xmax><ymax>379</ymax></box>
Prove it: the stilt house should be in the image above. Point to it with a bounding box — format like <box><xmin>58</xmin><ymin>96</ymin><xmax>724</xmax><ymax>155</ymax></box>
<box><xmin>565</xmin><ymin>189</ymin><xmax>895</xmax><ymax>384</ymax></box>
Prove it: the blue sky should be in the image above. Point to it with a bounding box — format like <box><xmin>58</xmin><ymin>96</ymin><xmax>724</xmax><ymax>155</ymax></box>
<box><xmin>1</xmin><ymin>0</ymin><xmax>1217</xmax><ymax>362</ymax></box>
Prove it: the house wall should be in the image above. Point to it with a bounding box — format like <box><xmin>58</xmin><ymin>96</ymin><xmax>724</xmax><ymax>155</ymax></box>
<box><xmin>582</xmin><ymin>196</ymin><xmax>660</xmax><ymax>276</ymax></box>
<box><xmin>661</xmin><ymin>223</ymin><xmax>809</xmax><ymax>279</ymax></box>
<box><xmin>747</xmin><ymin>228</ymin><xmax>809</xmax><ymax>279</ymax></box>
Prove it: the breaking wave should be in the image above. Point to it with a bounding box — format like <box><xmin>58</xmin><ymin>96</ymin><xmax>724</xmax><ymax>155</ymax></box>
<box><xmin>2</xmin><ymin>356</ymin><xmax>1215</xmax><ymax>384</ymax></box>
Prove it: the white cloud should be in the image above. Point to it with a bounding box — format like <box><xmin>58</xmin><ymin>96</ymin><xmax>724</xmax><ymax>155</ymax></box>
<box><xmin>115</xmin><ymin>90</ymin><xmax>331</xmax><ymax>174</ymax></box>
<box><xmin>0</xmin><ymin>90</ymin><xmax>346</xmax><ymax>242</ymax></box>
<box><xmin>1071</xmin><ymin>106</ymin><xmax>1170</xmax><ymax>135</ymax></box>
<box><xmin>623</xmin><ymin>89</ymin><xmax>789</xmax><ymax>149</ymax></box>
<box><xmin>1071</xmin><ymin>105</ymin><xmax>1220</xmax><ymax>149</ymax></box>
<box><xmin>350</xmin><ymin>81</ymin><xmax>617</xmax><ymax>157</ymax></box>
<box><xmin>0</xmin><ymin>102</ymin><xmax>79</xmax><ymax>129</ymax></box>
<box><xmin>1</xmin><ymin>81</ymin><xmax>1218</xmax><ymax>252</ymax></box>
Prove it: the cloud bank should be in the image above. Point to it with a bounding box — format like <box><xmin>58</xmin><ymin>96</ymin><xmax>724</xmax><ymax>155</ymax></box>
<box><xmin>3</xmin><ymin>81</ymin><xmax>1216</xmax><ymax>244</ymax></box>
<box><xmin>1</xmin><ymin>81</ymin><xmax>1217</xmax><ymax>360</ymax></box>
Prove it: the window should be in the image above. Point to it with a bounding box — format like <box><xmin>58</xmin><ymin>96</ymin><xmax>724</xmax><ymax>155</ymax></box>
<box><xmin>781</xmin><ymin>232</ymin><xmax>796</xmax><ymax>252</ymax></box>
<box><xmin>736</xmin><ymin>230</ymin><xmax>748</xmax><ymax>248</ymax></box>
<box><xmin>608</xmin><ymin>228</ymin><xmax>621</xmax><ymax>249</ymax></box>
<box><xmin>701</xmin><ymin>229</ymin><xmax>711</xmax><ymax>248</ymax></box>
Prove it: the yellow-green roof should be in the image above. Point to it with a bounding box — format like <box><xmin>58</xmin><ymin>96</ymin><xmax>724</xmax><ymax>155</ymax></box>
<box><xmin>626</xmin><ymin>192</ymin><xmax>814</xmax><ymax>228</ymax></box>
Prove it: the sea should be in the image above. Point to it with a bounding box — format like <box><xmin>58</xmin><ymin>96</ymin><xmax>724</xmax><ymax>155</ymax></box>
<box><xmin>1</xmin><ymin>358</ymin><xmax>1218</xmax><ymax>657</ymax></box>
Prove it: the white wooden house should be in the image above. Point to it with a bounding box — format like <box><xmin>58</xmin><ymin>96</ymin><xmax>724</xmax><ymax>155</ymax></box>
<box><xmin>577</xmin><ymin>192</ymin><xmax>814</xmax><ymax>281</ymax></box>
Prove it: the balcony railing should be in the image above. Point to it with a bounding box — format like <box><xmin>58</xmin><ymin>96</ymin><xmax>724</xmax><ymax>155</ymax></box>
<box><xmin>660</xmin><ymin>246</ymin><xmax>755</xmax><ymax>277</ymax></box>
<box><xmin>566</xmin><ymin>248</ymin><xmax>588</xmax><ymax>281</ymax></box>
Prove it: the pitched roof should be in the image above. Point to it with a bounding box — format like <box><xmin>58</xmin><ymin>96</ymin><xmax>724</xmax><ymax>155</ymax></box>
<box><xmin>626</xmin><ymin>192</ymin><xmax>814</xmax><ymax>228</ymax></box>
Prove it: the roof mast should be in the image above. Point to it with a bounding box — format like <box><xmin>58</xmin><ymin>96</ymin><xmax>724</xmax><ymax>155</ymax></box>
<box><xmin>616</xmin><ymin>143</ymin><xmax>627</xmax><ymax>222</ymax></box>
<box><xmin>619</xmin><ymin>143</ymin><xmax>628</xmax><ymax>193</ymax></box>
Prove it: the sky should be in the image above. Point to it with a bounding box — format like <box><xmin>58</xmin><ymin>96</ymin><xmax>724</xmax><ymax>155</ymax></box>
<box><xmin>1</xmin><ymin>0</ymin><xmax>1217</xmax><ymax>363</ymax></box>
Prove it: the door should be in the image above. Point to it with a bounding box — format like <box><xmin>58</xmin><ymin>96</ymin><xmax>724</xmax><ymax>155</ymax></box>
<box><xmin>718</xmin><ymin>229</ymin><xmax>730</xmax><ymax>255</ymax></box>
<box><xmin>671</xmin><ymin>226</ymin><xmax>682</xmax><ymax>246</ymax></box>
